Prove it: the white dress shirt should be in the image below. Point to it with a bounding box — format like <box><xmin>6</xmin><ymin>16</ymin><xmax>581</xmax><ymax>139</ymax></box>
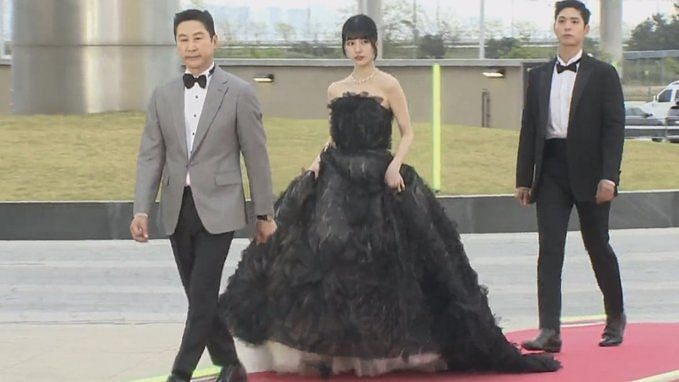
<box><xmin>544</xmin><ymin>51</ymin><xmax>615</xmax><ymax>187</ymax></box>
<box><xmin>184</xmin><ymin>63</ymin><xmax>215</xmax><ymax>186</ymax></box>
<box><xmin>546</xmin><ymin>50</ymin><xmax>582</xmax><ymax>139</ymax></box>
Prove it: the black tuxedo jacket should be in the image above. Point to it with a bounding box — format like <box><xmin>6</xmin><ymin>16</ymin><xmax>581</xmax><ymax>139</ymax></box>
<box><xmin>516</xmin><ymin>54</ymin><xmax>625</xmax><ymax>202</ymax></box>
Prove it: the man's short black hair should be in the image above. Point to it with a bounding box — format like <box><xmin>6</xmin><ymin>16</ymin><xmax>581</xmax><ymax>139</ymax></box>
<box><xmin>174</xmin><ymin>9</ymin><xmax>216</xmax><ymax>39</ymax></box>
<box><xmin>554</xmin><ymin>0</ymin><xmax>591</xmax><ymax>25</ymax></box>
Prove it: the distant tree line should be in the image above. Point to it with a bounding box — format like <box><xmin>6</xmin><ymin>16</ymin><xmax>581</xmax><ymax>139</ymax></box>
<box><xmin>627</xmin><ymin>2</ymin><xmax>679</xmax><ymax>51</ymax></box>
<box><xmin>210</xmin><ymin>1</ymin><xmax>678</xmax><ymax>61</ymax></box>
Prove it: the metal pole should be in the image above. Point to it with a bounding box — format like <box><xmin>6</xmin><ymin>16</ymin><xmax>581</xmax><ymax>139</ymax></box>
<box><xmin>479</xmin><ymin>0</ymin><xmax>485</xmax><ymax>59</ymax></box>
<box><xmin>510</xmin><ymin>0</ymin><xmax>515</xmax><ymax>38</ymax></box>
<box><xmin>358</xmin><ymin>0</ymin><xmax>383</xmax><ymax>59</ymax></box>
<box><xmin>600</xmin><ymin>0</ymin><xmax>623</xmax><ymax>75</ymax></box>
<box><xmin>412</xmin><ymin>0</ymin><xmax>418</xmax><ymax>59</ymax></box>
<box><xmin>432</xmin><ymin>64</ymin><xmax>442</xmax><ymax>192</ymax></box>
<box><xmin>0</xmin><ymin>0</ymin><xmax>5</xmax><ymax>57</ymax></box>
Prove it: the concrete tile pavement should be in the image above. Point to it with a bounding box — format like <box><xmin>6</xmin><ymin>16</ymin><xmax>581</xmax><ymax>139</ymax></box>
<box><xmin>1</xmin><ymin>228</ymin><xmax>678</xmax><ymax>382</ymax></box>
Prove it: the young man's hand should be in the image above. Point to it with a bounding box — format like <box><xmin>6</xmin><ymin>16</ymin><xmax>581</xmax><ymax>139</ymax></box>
<box><xmin>515</xmin><ymin>187</ymin><xmax>532</xmax><ymax>206</ymax></box>
<box><xmin>596</xmin><ymin>180</ymin><xmax>615</xmax><ymax>204</ymax></box>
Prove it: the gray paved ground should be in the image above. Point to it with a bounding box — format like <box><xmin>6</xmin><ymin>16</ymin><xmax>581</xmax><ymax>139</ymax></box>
<box><xmin>1</xmin><ymin>228</ymin><xmax>678</xmax><ymax>381</ymax></box>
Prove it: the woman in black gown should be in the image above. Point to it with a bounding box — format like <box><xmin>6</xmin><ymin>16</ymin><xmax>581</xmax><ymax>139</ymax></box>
<box><xmin>219</xmin><ymin>15</ymin><xmax>560</xmax><ymax>377</ymax></box>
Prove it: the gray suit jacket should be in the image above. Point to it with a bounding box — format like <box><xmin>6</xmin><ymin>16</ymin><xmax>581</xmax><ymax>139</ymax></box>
<box><xmin>133</xmin><ymin>66</ymin><xmax>274</xmax><ymax>235</ymax></box>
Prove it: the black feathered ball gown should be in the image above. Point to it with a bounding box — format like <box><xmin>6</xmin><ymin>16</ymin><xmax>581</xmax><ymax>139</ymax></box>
<box><xmin>219</xmin><ymin>94</ymin><xmax>560</xmax><ymax>377</ymax></box>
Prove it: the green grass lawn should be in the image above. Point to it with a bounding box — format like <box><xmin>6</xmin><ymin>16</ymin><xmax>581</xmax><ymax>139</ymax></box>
<box><xmin>1</xmin><ymin>112</ymin><xmax>677</xmax><ymax>201</ymax></box>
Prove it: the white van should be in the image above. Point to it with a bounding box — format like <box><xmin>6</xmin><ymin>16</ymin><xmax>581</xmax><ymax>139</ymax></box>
<box><xmin>645</xmin><ymin>80</ymin><xmax>679</xmax><ymax>118</ymax></box>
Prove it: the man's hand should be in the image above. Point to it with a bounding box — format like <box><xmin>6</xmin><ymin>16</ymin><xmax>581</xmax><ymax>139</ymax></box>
<box><xmin>255</xmin><ymin>218</ymin><xmax>277</xmax><ymax>244</ymax></box>
<box><xmin>515</xmin><ymin>187</ymin><xmax>532</xmax><ymax>206</ymax></box>
<box><xmin>130</xmin><ymin>214</ymin><xmax>149</xmax><ymax>242</ymax></box>
<box><xmin>596</xmin><ymin>180</ymin><xmax>616</xmax><ymax>204</ymax></box>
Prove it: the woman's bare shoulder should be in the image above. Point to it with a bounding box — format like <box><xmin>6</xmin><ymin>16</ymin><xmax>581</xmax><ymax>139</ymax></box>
<box><xmin>377</xmin><ymin>70</ymin><xmax>400</xmax><ymax>92</ymax></box>
<box><xmin>327</xmin><ymin>79</ymin><xmax>349</xmax><ymax>99</ymax></box>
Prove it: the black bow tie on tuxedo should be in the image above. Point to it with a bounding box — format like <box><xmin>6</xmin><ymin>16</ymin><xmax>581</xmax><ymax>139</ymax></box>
<box><xmin>183</xmin><ymin>73</ymin><xmax>207</xmax><ymax>89</ymax></box>
<box><xmin>183</xmin><ymin>66</ymin><xmax>216</xmax><ymax>89</ymax></box>
<box><xmin>556</xmin><ymin>58</ymin><xmax>581</xmax><ymax>74</ymax></box>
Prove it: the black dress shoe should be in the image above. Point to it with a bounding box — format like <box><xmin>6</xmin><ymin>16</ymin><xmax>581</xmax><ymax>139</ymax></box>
<box><xmin>521</xmin><ymin>328</ymin><xmax>562</xmax><ymax>353</ymax></box>
<box><xmin>166</xmin><ymin>373</ymin><xmax>190</xmax><ymax>382</ymax></box>
<box><xmin>599</xmin><ymin>313</ymin><xmax>626</xmax><ymax>347</ymax></box>
<box><xmin>216</xmin><ymin>362</ymin><xmax>248</xmax><ymax>382</ymax></box>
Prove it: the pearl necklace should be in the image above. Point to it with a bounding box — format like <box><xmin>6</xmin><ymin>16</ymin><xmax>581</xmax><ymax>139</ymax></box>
<box><xmin>349</xmin><ymin>69</ymin><xmax>378</xmax><ymax>84</ymax></box>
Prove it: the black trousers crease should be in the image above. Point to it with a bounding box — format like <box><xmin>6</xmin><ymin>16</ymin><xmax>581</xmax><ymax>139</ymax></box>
<box><xmin>535</xmin><ymin>139</ymin><xmax>624</xmax><ymax>330</ymax></box>
<box><xmin>169</xmin><ymin>187</ymin><xmax>237</xmax><ymax>377</ymax></box>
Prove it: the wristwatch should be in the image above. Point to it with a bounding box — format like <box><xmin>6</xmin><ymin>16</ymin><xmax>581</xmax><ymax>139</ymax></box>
<box><xmin>256</xmin><ymin>214</ymin><xmax>272</xmax><ymax>221</ymax></box>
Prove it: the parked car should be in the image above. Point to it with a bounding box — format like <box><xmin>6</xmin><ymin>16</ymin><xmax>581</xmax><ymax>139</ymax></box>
<box><xmin>624</xmin><ymin>102</ymin><xmax>666</xmax><ymax>141</ymax></box>
<box><xmin>665</xmin><ymin>101</ymin><xmax>679</xmax><ymax>143</ymax></box>
<box><xmin>645</xmin><ymin>80</ymin><xmax>679</xmax><ymax>118</ymax></box>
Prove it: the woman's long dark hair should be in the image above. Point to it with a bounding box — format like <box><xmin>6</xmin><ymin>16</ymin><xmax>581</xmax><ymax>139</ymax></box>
<box><xmin>341</xmin><ymin>14</ymin><xmax>378</xmax><ymax>59</ymax></box>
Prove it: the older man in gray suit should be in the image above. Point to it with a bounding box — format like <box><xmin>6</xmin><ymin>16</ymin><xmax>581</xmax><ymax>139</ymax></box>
<box><xmin>130</xmin><ymin>9</ymin><xmax>275</xmax><ymax>382</ymax></box>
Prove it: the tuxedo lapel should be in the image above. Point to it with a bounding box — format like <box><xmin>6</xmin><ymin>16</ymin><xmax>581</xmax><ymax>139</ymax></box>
<box><xmin>537</xmin><ymin>59</ymin><xmax>556</xmax><ymax>137</ymax></box>
<box><xmin>170</xmin><ymin>78</ymin><xmax>188</xmax><ymax>159</ymax></box>
<box><xmin>568</xmin><ymin>54</ymin><xmax>593</xmax><ymax>128</ymax></box>
<box><xmin>191</xmin><ymin>67</ymin><xmax>230</xmax><ymax>156</ymax></box>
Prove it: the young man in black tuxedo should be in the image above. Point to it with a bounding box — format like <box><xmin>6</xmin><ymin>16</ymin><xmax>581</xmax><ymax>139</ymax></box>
<box><xmin>515</xmin><ymin>0</ymin><xmax>625</xmax><ymax>352</ymax></box>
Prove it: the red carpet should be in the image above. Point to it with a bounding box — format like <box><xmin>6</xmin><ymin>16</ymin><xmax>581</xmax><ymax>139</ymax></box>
<box><xmin>247</xmin><ymin>323</ymin><xmax>679</xmax><ymax>382</ymax></box>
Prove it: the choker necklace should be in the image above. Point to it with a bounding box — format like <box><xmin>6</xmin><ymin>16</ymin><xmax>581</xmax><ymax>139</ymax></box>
<box><xmin>349</xmin><ymin>68</ymin><xmax>378</xmax><ymax>84</ymax></box>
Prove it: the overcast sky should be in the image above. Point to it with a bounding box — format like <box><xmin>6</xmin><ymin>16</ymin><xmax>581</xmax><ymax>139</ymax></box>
<box><xmin>198</xmin><ymin>0</ymin><xmax>676</xmax><ymax>24</ymax></box>
<box><xmin>3</xmin><ymin>0</ymin><xmax>675</xmax><ymax>41</ymax></box>
<box><xmin>185</xmin><ymin>0</ymin><xmax>676</xmax><ymax>40</ymax></box>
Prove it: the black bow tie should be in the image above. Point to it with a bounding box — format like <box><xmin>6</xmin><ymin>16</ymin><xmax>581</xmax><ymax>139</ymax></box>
<box><xmin>183</xmin><ymin>73</ymin><xmax>207</xmax><ymax>89</ymax></box>
<box><xmin>183</xmin><ymin>66</ymin><xmax>216</xmax><ymax>89</ymax></box>
<box><xmin>556</xmin><ymin>58</ymin><xmax>581</xmax><ymax>74</ymax></box>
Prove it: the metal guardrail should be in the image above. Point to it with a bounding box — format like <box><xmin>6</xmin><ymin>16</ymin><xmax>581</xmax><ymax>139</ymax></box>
<box><xmin>1</xmin><ymin>190</ymin><xmax>678</xmax><ymax>240</ymax></box>
<box><xmin>625</xmin><ymin>124</ymin><xmax>679</xmax><ymax>142</ymax></box>
<box><xmin>624</xmin><ymin>50</ymin><xmax>679</xmax><ymax>60</ymax></box>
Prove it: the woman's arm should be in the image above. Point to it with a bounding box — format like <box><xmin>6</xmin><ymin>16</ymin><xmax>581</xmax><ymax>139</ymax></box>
<box><xmin>308</xmin><ymin>83</ymin><xmax>339</xmax><ymax>176</ymax></box>
<box><xmin>385</xmin><ymin>78</ymin><xmax>413</xmax><ymax>191</ymax></box>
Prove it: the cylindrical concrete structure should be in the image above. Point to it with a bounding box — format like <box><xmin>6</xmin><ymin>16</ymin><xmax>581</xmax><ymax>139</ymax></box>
<box><xmin>479</xmin><ymin>0</ymin><xmax>485</xmax><ymax>59</ymax></box>
<box><xmin>0</xmin><ymin>0</ymin><xmax>5</xmax><ymax>57</ymax></box>
<box><xmin>358</xmin><ymin>0</ymin><xmax>383</xmax><ymax>59</ymax></box>
<box><xmin>12</xmin><ymin>0</ymin><xmax>180</xmax><ymax>114</ymax></box>
<box><xmin>600</xmin><ymin>0</ymin><xmax>623</xmax><ymax>73</ymax></box>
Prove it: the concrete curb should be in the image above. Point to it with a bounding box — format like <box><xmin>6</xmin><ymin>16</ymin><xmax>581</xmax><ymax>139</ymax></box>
<box><xmin>1</xmin><ymin>190</ymin><xmax>677</xmax><ymax>240</ymax></box>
